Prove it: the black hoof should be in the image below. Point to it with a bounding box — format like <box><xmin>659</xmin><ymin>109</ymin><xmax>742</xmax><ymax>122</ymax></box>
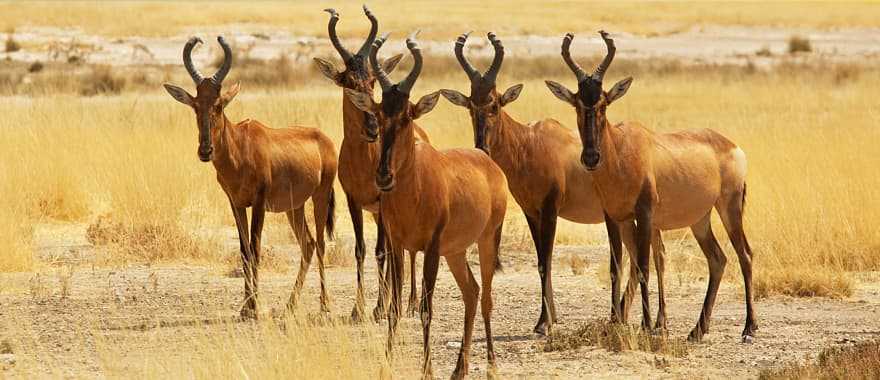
<box><xmin>687</xmin><ymin>329</ymin><xmax>703</xmax><ymax>343</ymax></box>
<box><xmin>351</xmin><ymin>306</ymin><xmax>367</xmax><ymax>323</ymax></box>
<box><xmin>372</xmin><ymin>305</ymin><xmax>387</xmax><ymax>322</ymax></box>
<box><xmin>533</xmin><ymin>322</ymin><xmax>550</xmax><ymax>337</ymax></box>
<box><xmin>240</xmin><ymin>306</ymin><xmax>258</xmax><ymax>320</ymax></box>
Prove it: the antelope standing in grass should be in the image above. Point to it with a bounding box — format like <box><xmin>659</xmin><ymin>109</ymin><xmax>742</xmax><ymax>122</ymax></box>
<box><xmin>440</xmin><ymin>32</ymin><xmax>665</xmax><ymax>336</ymax></box>
<box><xmin>346</xmin><ymin>32</ymin><xmax>507</xmax><ymax>379</ymax></box>
<box><xmin>313</xmin><ymin>7</ymin><xmax>428</xmax><ymax>321</ymax></box>
<box><xmin>545</xmin><ymin>31</ymin><xmax>756</xmax><ymax>342</ymax></box>
<box><xmin>164</xmin><ymin>36</ymin><xmax>338</xmax><ymax>319</ymax></box>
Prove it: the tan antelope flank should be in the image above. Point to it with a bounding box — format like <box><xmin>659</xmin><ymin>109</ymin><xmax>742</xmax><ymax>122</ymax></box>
<box><xmin>439</xmin><ymin>32</ymin><xmax>664</xmax><ymax>336</ymax></box>
<box><xmin>163</xmin><ymin>36</ymin><xmax>338</xmax><ymax>319</ymax></box>
<box><xmin>346</xmin><ymin>32</ymin><xmax>507</xmax><ymax>379</ymax></box>
<box><xmin>545</xmin><ymin>31</ymin><xmax>757</xmax><ymax>341</ymax></box>
<box><xmin>313</xmin><ymin>7</ymin><xmax>429</xmax><ymax>322</ymax></box>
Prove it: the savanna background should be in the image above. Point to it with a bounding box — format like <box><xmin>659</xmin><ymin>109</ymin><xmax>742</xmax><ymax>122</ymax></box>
<box><xmin>1</xmin><ymin>1</ymin><xmax>879</xmax><ymax>379</ymax></box>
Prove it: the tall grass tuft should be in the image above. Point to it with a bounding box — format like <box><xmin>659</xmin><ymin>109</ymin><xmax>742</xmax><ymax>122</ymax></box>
<box><xmin>760</xmin><ymin>340</ymin><xmax>880</xmax><ymax>379</ymax></box>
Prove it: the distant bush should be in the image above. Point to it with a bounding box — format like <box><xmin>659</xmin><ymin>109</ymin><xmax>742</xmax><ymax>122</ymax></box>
<box><xmin>788</xmin><ymin>35</ymin><xmax>812</xmax><ymax>54</ymax></box>
<box><xmin>79</xmin><ymin>65</ymin><xmax>126</xmax><ymax>96</ymax></box>
<box><xmin>27</xmin><ymin>61</ymin><xmax>43</xmax><ymax>73</ymax></box>
<box><xmin>5</xmin><ymin>35</ymin><xmax>20</xmax><ymax>53</ymax></box>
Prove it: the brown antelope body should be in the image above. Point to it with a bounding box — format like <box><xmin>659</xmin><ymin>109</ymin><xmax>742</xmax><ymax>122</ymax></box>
<box><xmin>546</xmin><ymin>31</ymin><xmax>756</xmax><ymax>341</ymax></box>
<box><xmin>347</xmin><ymin>33</ymin><xmax>507</xmax><ymax>379</ymax></box>
<box><xmin>440</xmin><ymin>32</ymin><xmax>665</xmax><ymax>335</ymax></box>
<box><xmin>313</xmin><ymin>7</ymin><xmax>428</xmax><ymax>321</ymax></box>
<box><xmin>164</xmin><ymin>37</ymin><xmax>338</xmax><ymax>318</ymax></box>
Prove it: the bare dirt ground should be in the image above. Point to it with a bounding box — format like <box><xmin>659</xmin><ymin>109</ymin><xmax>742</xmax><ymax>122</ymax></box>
<box><xmin>2</xmin><ymin>223</ymin><xmax>880</xmax><ymax>379</ymax></box>
<box><xmin>4</xmin><ymin>26</ymin><xmax>880</xmax><ymax>67</ymax></box>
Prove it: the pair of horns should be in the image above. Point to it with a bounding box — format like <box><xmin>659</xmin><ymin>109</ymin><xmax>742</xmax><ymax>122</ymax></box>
<box><xmin>562</xmin><ymin>30</ymin><xmax>616</xmax><ymax>83</ymax></box>
<box><xmin>182</xmin><ymin>36</ymin><xmax>232</xmax><ymax>86</ymax></box>
<box><xmin>325</xmin><ymin>5</ymin><xmax>378</xmax><ymax>62</ymax></box>
<box><xmin>454</xmin><ymin>31</ymin><xmax>504</xmax><ymax>89</ymax></box>
<box><xmin>372</xmin><ymin>31</ymin><xmax>422</xmax><ymax>94</ymax></box>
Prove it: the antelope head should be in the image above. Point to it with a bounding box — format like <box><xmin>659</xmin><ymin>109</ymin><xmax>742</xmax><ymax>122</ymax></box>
<box><xmin>545</xmin><ymin>31</ymin><xmax>632</xmax><ymax>171</ymax></box>
<box><xmin>440</xmin><ymin>32</ymin><xmax>523</xmax><ymax>153</ymax></box>
<box><xmin>313</xmin><ymin>6</ymin><xmax>404</xmax><ymax>142</ymax></box>
<box><xmin>344</xmin><ymin>31</ymin><xmax>440</xmax><ymax>192</ymax></box>
<box><xmin>163</xmin><ymin>36</ymin><xmax>238</xmax><ymax>162</ymax></box>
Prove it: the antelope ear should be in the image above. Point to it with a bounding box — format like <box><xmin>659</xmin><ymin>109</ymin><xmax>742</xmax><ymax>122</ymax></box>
<box><xmin>381</xmin><ymin>53</ymin><xmax>404</xmax><ymax>74</ymax></box>
<box><xmin>344</xmin><ymin>88</ymin><xmax>376</xmax><ymax>114</ymax></box>
<box><xmin>607</xmin><ymin>77</ymin><xmax>633</xmax><ymax>104</ymax></box>
<box><xmin>439</xmin><ymin>89</ymin><xmax>469</xmax><ymax>108</ymax></box>
<box><xmin>412</xmin><ymin>91</ymin><xmax>441</xmax><ymax>119</ymax></box>
<box><xmin>544</xmin><ymin>80</ymin><xmax>575</xmax><ymax>105</ymax></box>
<box><xmin>163</xmin><ymin>83</ymin><xmax>194</xmax><ymax>106</ymax></box>
<box><xmin>220</xmin><ymin>82</ymin><xmax>241</xmax><ymax>107</ymax></box>
<box><xmin>313</xmin><ymin>57</ymin><xmax>342</xmax><ymax>85</ymax></box>
<box><xmin>499</xmin><ymin>83</ymin><xmax>524</xmax><ymax>107</ymax></box>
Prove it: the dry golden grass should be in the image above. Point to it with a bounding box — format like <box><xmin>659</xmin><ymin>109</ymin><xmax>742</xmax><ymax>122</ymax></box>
<box><xmin>1</xmin><ymin>2</ymin><xmax>878</xmax><ymax>38</ymax></box>
<box><xmin>759</xmin><ymin>340</ymin><xmax>880</xmax><ymax>380</ymax></box>
<box><xmin>96</xmin><ymin>319</ymin><xmax>417</xmax><ymax>379</ymax></box>
<box><xmin>1</xmin><ymin>309</ymin><xmax>419</xmax><ymax>379</ymax></box>
<box><xmin>565</xmin><ymin>254</ymin><xmax>589</xmax><ymax>276</ymax></box>
<box><xmin>1</xmin><ymin>63</ymin><xmax>878</xmax><ymax>298</ymax></box>
<box><xmin>544</xmin><ymin>320</ymin><xmax>688</xmax><ymax>358</ymax></box>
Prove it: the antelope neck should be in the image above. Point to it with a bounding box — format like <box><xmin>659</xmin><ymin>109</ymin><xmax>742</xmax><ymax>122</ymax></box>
<box><xmin>210</xmin><ymin>113</ymin><xmax>240</xmax><ymax>173</ymax></box>
<box><xmin>589</xmin><ymin>120</ymin><xmax>625</xmax><ymax>190</ymax></box>
<box><xmin>485</xmin><ymin>110</ymin><xmax>527</xmax><ymax>173</ymax></box>
<box><xmin>341</xmin><ymin>93</ymin><xmax>372</xmax><ymax>141</ymax></box>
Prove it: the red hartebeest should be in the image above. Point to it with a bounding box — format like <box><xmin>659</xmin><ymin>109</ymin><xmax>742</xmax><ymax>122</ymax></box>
<box><xmin>346</xmin><ymin>32</ymin><xmax>507</xmax><ymax>379</ymax></box>
<box><xmin>546</xmin><ymin>31</ymin><xmax>756</xmax><ymax>342</ymax></box>
<box><xmin>164</xmin><ymin>36</ymin><xmax>338</xmax><ymax>319</ymax></box>
<box><xmin>313</xmin><ymin>7</ymin><xmax>428</xmax><ymax>321</ymax></box>
<box><xmin>440</xmin><ymin>32</ymin><xmax>666</xmax><ymax>336</ymax></box>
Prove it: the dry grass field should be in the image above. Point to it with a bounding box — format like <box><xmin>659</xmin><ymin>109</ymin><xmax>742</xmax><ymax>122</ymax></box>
<box><xmin>2</xmin><ymin>2</ymin><xmax>880</xmax><ymax>379</ymax></box>
<box><xmin>2</xmin><ymin>1</ymin><xmax>879</xmax><ymax>38</ymax></box>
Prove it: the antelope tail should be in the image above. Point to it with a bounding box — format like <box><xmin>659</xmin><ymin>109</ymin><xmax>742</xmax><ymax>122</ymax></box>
<box><xmin>326</xmin><ymin>188</ymin><xmax>336</xmax><ymax>240</ymax></box>
<box><xmin>741</xmin><ymin>183</ymin><xmax>753</xmax><ymax>257</ymax></box>
<box><xmin>494</xmin><ymin>223</ymin><xmax>504</xmax><ymax>273</ymax></box>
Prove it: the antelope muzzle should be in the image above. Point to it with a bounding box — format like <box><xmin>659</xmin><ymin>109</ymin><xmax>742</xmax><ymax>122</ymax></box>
<box><xmin>376</xmin><ymin>170</ymin><xmax>394</xmax><ymax>192</ymax></box>
<box><xmin>198</xmin><ymin>145</ymin><xmax>213</xmax><ymax>162</ymax></box>
<box><xmin>581</xmin><ymin>149</ymin><xmax>600</xmax><ymax>170</ymax></box>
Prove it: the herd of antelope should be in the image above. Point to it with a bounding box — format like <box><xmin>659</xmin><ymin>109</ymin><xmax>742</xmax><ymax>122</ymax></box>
<box><xmin>163</xmin><ymin>6</ymin><xmax>755</xmax><ymax>379</ymax></box>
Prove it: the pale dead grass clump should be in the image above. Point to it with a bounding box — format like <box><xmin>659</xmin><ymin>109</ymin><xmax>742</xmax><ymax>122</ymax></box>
<box><xmin>755</xmin><ymin>268</ymin><xmax>853</xmax><ymax>299</ymax></box>
<box><xmin>221</xmin><ymin>245</ymin><xmax>291</xmax><ymax>276</ymax></box>
<box><xmin>95</xmin><ymin>316</ymin><xmax>419</xmax><ymax>379</ymax></box>
<box><xmin>759</xmin><ymin>340</ymin><xmax>880</xmax><ymax>380</ymax></box>
<box><xmin>324</xmin><ymin>241</ymin><xmax>354</xmax><ymax>267</ymax></box>
<box><xmin>0</xmin><ymin>208</ymin><xmax>35</xmax><ymax>272</ymax></box>
<box><xmin>544</xmin><ymin>320</ymin><xmax>687</xmax><ymax>358</ymax></box>
<box><xmin>566</xmin><ymin>254</ymin><xmax>588</xmax><ymax>276</ymax></box>
<box><xmin>86</xmin><ymin>214</ymin><xmax>218</xmax><ymax>264</ymax></box>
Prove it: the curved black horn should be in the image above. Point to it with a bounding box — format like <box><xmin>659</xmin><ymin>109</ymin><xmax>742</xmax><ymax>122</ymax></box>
<box><xmin>561</xmin><ymin>33</ymin><xmax>588</xmax><ymax>82</ymax></box>
<box><xmin>182</xmin><ymin>37</ymin><xmax>204</xmax><ymax>85</ymax></box>
<box><xmin>324</xmin><ymin>8</ymin><xmax>354</xmax><ymax>62</ymax></box>
<box><xmin>397</xmin><ymin>30</ymin><xmax>422</xmax><ymax>94</ymax></box>
<box><xmin>454</xmin><ymin>32</ymin><xmax>480</xmax><ymax>81</ymax></box>
<box><xmin>592</xmin><ymin>30</ymin><xmax>616</xmax><ymax>83</ymax></box>
<box><xmin>484</xmin><ymin>32</ymin><xmax>504</xmax><ymax>85</ymax></box>
<box><xmin>212</xmin><ymin>36</ymin><xmax>233</xmax><ymax>84</ymax></box>
<box><xmin>356</xmin><ymin>5</ymin><xmax>379</xmax><ymax>57</ymax></box>
<box><xmin>370</xmin><ymin>33</ymin><xmax>392</xmax><ymax>91</ymax></box>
